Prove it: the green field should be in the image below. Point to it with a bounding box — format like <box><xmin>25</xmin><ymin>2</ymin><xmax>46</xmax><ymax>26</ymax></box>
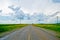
<box><xmin>34</xmin><ymin>24</ymin><xmax>60</xmax><ymax>38</ymax></box>
<box><xmin>0</xmin><ymin>24</ymin><xmax>27</xmax><ymax>37</ymax></box>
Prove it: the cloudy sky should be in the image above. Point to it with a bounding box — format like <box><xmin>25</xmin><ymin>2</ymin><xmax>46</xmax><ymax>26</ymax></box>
<box><xmin>0</xmin><ymin>0</ymin><xmax>60</xmax><ymax>24</ymax></box>
<box><xmin>0</xmin><ymin>0</ymin><xmax>60</xmax><ymax>15</ymax></box>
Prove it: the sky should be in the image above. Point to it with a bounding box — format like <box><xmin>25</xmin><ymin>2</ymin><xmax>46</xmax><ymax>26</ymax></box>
<box><xmin>0</xmin><ymin>0</ymin><xmax>60</xmax><ymax>24</ymax></box>
<box><xmin>0</xmin><ymin>0</ymin><xmax>60</xmax><ymax>15</ymax></box>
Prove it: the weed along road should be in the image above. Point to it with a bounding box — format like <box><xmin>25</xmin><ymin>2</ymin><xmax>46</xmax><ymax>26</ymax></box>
<box><xmin>0</xmin><ymin>25</ymin><xmax>59</xmax><ymax>40</ymax></box>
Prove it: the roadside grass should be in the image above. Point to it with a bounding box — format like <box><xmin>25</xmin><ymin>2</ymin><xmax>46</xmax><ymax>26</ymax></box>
<box><xmin>34</xmin><ymin>24</ymin><xmax>60</xmax><ymax>38</ymax></box>
<box><xmin>0</xmin><ymin>24</ymin><xmax>27</xmax><ymax>37</ymax></box>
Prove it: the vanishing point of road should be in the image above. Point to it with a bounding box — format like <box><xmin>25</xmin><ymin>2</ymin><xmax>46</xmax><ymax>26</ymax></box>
<box><xmin>0</xmin><ymin>25</ymin><xmax>59</xmax><ymax>40</ymax></box>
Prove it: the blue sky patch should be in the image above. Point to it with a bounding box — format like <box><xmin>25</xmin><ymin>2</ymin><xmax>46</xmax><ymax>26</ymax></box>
<box><xmin>53</xmin><ymin>0</ymin><xmax>60</xmax><ymax>3</ymax></box>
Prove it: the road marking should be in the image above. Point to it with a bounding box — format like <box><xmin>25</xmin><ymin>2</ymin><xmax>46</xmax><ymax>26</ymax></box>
<box><xmin>27</xmin><ymin>27</ymin><xmax>31</xmax><ymax>40</ymax></box>
<box><xmin>28</xmin><ymin>33</ymin><xmax>31</xmax><ymax>40</ymax></box>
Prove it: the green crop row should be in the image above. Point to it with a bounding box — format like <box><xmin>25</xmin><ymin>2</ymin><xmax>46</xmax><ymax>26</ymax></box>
<box><xmin>0</xmin><ymin>24</ymin><xmax>27</xmax><ymax>33</ymax></box>
<box><xmin>34</xmin><ymin>24</ymin><xmax>60</xmax><ymax>32</ymax></box>
<box><xmin>34</xmin><ymin>24</ymin><xmax>60</xmax><ymax>38</ymax></box>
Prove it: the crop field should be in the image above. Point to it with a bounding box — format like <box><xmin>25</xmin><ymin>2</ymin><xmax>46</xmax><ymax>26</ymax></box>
<box><xmin>34</xmin><ymin>24</ymin><xmax>60</xmax><ymax>38</ymax></box>
<box><xmin>34</xmin><ymin>24</ymin><xmax>60</xmax><ymax>32</ymax></box>
<box><xmin>0</xmin><ymin>24</ymin><xmax>27</xmax><ymax>37</ymax></box>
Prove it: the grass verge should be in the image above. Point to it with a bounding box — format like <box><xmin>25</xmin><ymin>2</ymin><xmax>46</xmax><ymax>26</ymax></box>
<box><xmin>0</xmin><ymin>24</ymin><xmax>27</xmax><ymax>37</ymax></box>
<box><xmin>34</xmin><ymin>24</ymin><xmax>60</xmax><ymax>38</ymax></box>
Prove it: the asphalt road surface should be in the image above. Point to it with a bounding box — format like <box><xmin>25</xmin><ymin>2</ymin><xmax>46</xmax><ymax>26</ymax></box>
<box><xmin>0</xmin><ymin>25</ymin><xmax>59</xmax><ymax>40</ymax></box>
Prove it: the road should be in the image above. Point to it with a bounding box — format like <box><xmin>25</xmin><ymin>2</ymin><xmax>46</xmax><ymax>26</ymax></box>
<box><xmin>0</xmin><ymin>25</ymin><xmax>59</xmax><ymax>40</ymax></box>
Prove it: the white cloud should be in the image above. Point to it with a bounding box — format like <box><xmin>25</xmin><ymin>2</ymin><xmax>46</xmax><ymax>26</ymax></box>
<box><xmin>0</xmin><ymin>0</ymin><xmax>60</xmax><ymax>15</ymax></box>
<box><xmin>0</xmin><ymin>0</ymin><xmax>60</xmax><ymax>24</ymax></box>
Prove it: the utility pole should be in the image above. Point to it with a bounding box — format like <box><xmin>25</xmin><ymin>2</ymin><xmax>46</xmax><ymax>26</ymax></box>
<box><xmin>57</xmin><ymin>16</ymin><xmax>58</xmax><ymax>24</ymax></box>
